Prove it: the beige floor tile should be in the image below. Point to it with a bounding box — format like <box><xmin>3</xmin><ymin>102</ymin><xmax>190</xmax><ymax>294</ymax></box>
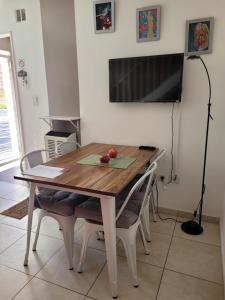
<box><xmin>88</xmin><ymin>256</ymin><xmax>162</xmax><ymax>300</ymax></box>
<box><xmin>0</xmin><ymin>223</ymin><xmax>25</xmax><ymax>253</ymax></box>
<box><xmin>74</xmin><ymin>225</ymin><xmax>106</xmax><ymax>251</ymax></box>
<box><xmin>174</xmin><ymin>220</ymin><xmax>220</xmax><ymax>246</ymax></box>
<box><xmin>0</xmin><ymin>208</ymin><xmax>40</xmax><ymax>230</ymax></box>
<box><xmin>117</xmin><ymin>231</ymin><xmax>171</xmax><ymax>268</ymax></box>
<box><xmin>36</xmin><ymin>244</ymin><xmax>106</xmax><ymax>294</ymax></box>
<box><xmin>0</xmin><ymin>213</ymin><xmax>5</xmax><ymax>220</ymax></box>
<box><xmin>157</xmin><ymin>269</ymin><xmax>224</xmax><ymax>300</ymax></box>
<box><xmin>0</xmin><ymin>181</ymin><xmax>22</xmax><ymax>197</ymax></box>
<box><xmin>3</xmin><ymin>185</ymin><xmax>29</xmax><ymax>202</ymax></box>
<box><xmin>32</xmin><ymin>216</ymin><xmax>84</xmax><ymax>240</ymax></box>
<box><xmin>0</xmin><ymin>264</ymin><xmax>31</xmax><ymax>300</ymax></box>
<box><xmin>14</xmin><ymin>277</ymin><xmax>85</xmax><ymax>300</ymax></box>
<box><xmin>0</xmin><ymin>232</ymin><xmax>63</xmax><ymax>275</ymax></box>
<box><xmin>0</xmin><ymin>197</ymin><xmax>20</xmax><ymax>212</ymax></box>
<box><xmin>166</xmin><ymin>237</ymin><xmax>223</xmax><ymax>284</ymax></box>
<box><xmin>150</xmin><ymin>213</ymin><xmax>176</xmax><ymax>236</ymax></box>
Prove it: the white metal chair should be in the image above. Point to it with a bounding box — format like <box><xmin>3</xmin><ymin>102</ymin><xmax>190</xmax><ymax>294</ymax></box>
<box><xmin>140</xmin><ymin>149</ymin><xmax>166</xmax><ymax>242</ymax></box>
<box><xmin>57</xmin><ymin>141</ymin><xmax>80</xmax><ymax>156</ymax></box>
<box><xmin>75</xmin><ymin>162</ymin><xmax>157</xmax><ymax>288</ymax></box>
<box><xmin>20</xmin><ymin>149</ymin><xmax>89</xmax><ymax>270</ymax></box>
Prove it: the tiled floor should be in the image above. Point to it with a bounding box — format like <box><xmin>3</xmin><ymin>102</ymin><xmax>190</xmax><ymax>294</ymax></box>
<box><xmin>0</xmin><ymin>164</ymin><xmax>29</xmax><ymax>214</ymax></box>
<box><xmin>0</xmin><ymin>211</ymin><xmax>223</xmax><ymax>300</ymax></box>
<box><xmin>0</xmin><ymin>166</ymin><xmax>223</xmax><ymax>299</ymax></box>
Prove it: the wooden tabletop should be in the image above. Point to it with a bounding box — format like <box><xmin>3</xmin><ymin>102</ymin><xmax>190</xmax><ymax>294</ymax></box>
<box><xmin>15</xmin><ymin>143</ymin><xmax>158</xmax><ymax>197</ymax></box>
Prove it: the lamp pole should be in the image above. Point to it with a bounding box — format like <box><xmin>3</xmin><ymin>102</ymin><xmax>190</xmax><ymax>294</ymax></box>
<box><xmin>181</xmin><ymin>55</ymin><xmax>213</xmax><ymax>235</ymax></box>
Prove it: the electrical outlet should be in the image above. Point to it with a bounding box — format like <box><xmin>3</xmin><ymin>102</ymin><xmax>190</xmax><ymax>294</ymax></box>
<box><xmin>172</xmin><ymin>175</ymin><xmax>180</xmax><ymax>184</ymax></box>
<box><xmin>159</xmin><ymin>175</ymin><xmax>165</xmax><ymax>182</ymax></box>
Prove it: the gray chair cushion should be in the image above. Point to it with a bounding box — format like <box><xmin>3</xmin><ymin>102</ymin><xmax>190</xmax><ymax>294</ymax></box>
<box><xmin>75</xmin><ymin>191</ymin><xmax>145</xmax><ymax>229</ymax></box>
<box><xmin>36</xmin><ymin>189</ymin><xmax>89</xmax><ymax>216</ymax></box>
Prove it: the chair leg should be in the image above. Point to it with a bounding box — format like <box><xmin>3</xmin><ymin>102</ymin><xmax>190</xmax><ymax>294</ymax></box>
<box><xmin>150</xmin><ymin>193</ymin><xmax>157</xmax><ymax>222</ymax></box>
<box><xmin>77</xmin><ymin>222</ymin><xmax>96</xmax><ymax>273</ymax></box>
<box><xmin>32</xmin><ymin>209</ymin><xmax>46</xmax><ymax>251</ymax></box>
<box><xmin>118</xmin><ymin>226</ymin><xmax>139</xmax><ymax>288</ymax></box>
<box><xmin>59</xmin><ymin>216</ymin><xmax>76</xmax><ymax>270</ymax></box>
<box><xmin>139</xmin><ymin>222</ymin><xmax>150</xmax><ymax>255</ymax></box>
<box><xmin>142</xmin><ymin>201</ymin><xmax>151</xmax><ymax>242</ymax></box>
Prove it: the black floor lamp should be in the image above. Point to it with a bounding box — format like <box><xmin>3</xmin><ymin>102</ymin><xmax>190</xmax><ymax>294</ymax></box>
<box><xmin>181</xmin><ymin>55</ymin><xmax>213</xmax><ymax>235</ymax></box>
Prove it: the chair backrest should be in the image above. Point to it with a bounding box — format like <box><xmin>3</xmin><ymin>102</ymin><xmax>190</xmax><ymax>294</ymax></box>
<box><xmin>116</xmin><ymin>162</ymin><xmax>157</xmax><ymax>222</ymax></box>
<box><xmin>148</xmin><ymin>148</ymin><xmax>166</xmax><ymax>186</ymax></box>
<box><xmin>20</xmin><ymin>149</ymin><xmax>50</xmax><ymax>173</ymax></box>
<box><xmin>57</xmin><ymin>141</ymin><xmax>79</xmax><ymax>156</ymax></box>
<box><xmin>136</xmin><ymin>149</ymin><xmax>166</xmax><ymax>192</ymax></box>
<box><xmin>150</xmin><ymin>149</ymin><xmax>166</xmax><ymax>166</ymax></box>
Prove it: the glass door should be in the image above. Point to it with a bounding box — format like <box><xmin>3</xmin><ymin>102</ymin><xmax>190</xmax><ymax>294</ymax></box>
<box><xmin>0</xmin><ymin>55</ymin><xmax>20</xmax><ymax>164</ymax></box>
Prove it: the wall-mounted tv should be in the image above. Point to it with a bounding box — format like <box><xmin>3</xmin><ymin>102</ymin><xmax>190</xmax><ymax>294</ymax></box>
<box><xmin>109</xmin><ymin>53</ymin><xmax>184</xmax><ymax>103</ymax></box>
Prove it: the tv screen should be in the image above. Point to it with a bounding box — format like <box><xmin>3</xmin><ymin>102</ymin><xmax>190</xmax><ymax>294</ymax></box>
<box><xmin>109</xmin><ymin>53</ymin><xmax>184</xmax><ymax>103</ymax></box>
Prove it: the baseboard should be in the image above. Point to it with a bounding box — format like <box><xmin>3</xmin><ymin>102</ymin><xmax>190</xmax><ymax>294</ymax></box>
<box><xmin>159</xmin><ymin>206</ymin><xmax>219</xmax><ymax>224</ymax></box>
<box><xmin>219</xmin><ymin>220</ymin><xmax>225</xmax><ymax>289</ymax></box>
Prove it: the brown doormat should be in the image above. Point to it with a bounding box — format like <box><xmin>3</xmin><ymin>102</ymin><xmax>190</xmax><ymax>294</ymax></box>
<box><xmin>1</xmin><ymin>199</ymin><xmax>36</xmax><ymax>219</ymax></box>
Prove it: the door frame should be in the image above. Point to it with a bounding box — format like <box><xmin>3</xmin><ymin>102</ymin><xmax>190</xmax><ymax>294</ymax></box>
<box><xmin>0</xmin><ymin>32</ymin><xmax>25</xmax><ymax>163</ymax></box>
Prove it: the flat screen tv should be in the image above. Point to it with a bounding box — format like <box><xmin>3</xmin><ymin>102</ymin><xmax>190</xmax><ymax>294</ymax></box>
<box><xmin>109</xmin><ymin>53</ymin><xmax>184</xmax><ymax>103</ymax></box>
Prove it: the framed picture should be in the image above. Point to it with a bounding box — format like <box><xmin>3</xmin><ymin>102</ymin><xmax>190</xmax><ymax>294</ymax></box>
<box><xmin>185</xmin><ymin>17</ymin><xmax>214</xmax><ymax>56</ymax></box>
<box><xmin>136</xmin><ymin>5</ymin><xmax>161</xmax><ymax>42</ymax></box>
<box><xmin>93</xmin><ymin>0</ymin><xmax>115</xmax><ymax>34</ymax></box>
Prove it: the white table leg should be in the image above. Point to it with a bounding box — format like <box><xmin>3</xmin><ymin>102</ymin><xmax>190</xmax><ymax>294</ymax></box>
<box><xmin>100</xmin><ymin>196</ymin><xmax>118</xmax><ymax>298</ymax></box>
<box><xmin>24</xmin><ymin>182</ymin><xmax>36</xmax><ymax>266</ymax></box>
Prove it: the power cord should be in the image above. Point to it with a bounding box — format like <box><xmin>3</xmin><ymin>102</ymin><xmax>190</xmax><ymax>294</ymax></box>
<box><xmin>165</xmin><ymin>103</ymin><xmax>175</xmax><ymax>185</ymax></box>
<box><xmin>154</xmin><ymin>179</ymin><xmax>177</xmax><ymax>222</ymax></box>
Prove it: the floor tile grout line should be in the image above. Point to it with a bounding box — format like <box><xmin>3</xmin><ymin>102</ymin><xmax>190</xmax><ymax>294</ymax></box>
<box><xmin>116</xmin><ymin>251</ymin><xmax>164</xmax><ymax>270</ymax></box>
<box><xmin>0</xmin><ymin>231</ymin><xmax>27</xmax><ymax>255</ymax></box>
<box><xmin>172</xmin><ymin>234</ymin><xmax>221</xmax><ymax>248</ymax></box>
<box><xmin>155</xmin><ymin>215</ymin><xmax>177</xmax><ymax>299</ymax></box>
<box><xmin>85</xmin><ymin>261</ymin><xmax>107</xmax><ymax>297</ymax></box>
<box><xmin>0</xmin><ymin>221</ymin><xmax>29</xmax><ymax>231</ymax></box>
<box><xmin>0</xmin><ymin>243</ymin><xmax>64</xmax><ymax>278</ymax></box>
<box><xmin>85</xmin><ymin>296</ymin><xmax>99</xmax><ymax>300</ymax></box>
<box><xmin>32</xmin><ymin>276</ymin><xmax>87</xmax><ymax>298</ymax></box>
<box><xmin>0</xmin><ymin>262</ymin><xmax>34</xmax><ymax>277</ymax></box>
<box><xmin>32</xmin><ymin>244</ymin><xmax>65</xmax><ymax>277</ymax></box>
<box><xmin>10</xmin><ymin>275</ymin><xmax>35</xmax><ymax>300</ymax></box>
<box><xmin>164</xmin><ymin>267</ymin><xmax>224</xmax><ymax>286</ymax></box>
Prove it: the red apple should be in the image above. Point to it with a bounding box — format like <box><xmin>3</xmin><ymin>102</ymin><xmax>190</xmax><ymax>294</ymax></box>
<box><xmin>108</xmin><ymin>148</ymin><xmax>118</xmax><ymax>158</ymax></box>
<box><xmin>100</xmin><ymin>154</ymin><xmax>110</xmax><ymax>163</ymax></box>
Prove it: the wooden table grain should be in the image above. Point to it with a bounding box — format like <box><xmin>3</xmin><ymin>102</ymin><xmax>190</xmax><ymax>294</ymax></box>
<box><xmin>15</xmin><ymin>143</ymin><xmax>157</xmax><ymax>196</ymax></box>
<box><xmin>15</xmin><ymin>143</ymin><xmax>158</xmax><ymax>298</ymax></box>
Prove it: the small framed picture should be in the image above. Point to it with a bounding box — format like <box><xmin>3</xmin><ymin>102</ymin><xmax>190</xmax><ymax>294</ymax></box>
<box><xmin>137</xmin><ymin>5</ymin><xmax>161</xmax><ymax>42</ymax></box>
<box><xmin>185</xmin><ymin>17</ymin><xmax>214</xmax><ymax>56</ymax></box>
<box><xmin>93</xmin><ymin>0</ymin><xmax>115</xmax><ymax>34</ymax></box>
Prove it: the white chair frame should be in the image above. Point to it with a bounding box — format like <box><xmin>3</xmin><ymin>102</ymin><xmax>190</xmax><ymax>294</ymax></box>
<box><xmin>77</xmin><ymin>162</ymin><xmax>157</xmax><ymax>288</ymax></box>
<box><xmin>20</xmin><ymin>149</ymin><xmax>76</xmax><ymax>270</ymax></box>
<box><xmin>141</xmin><ymin>149</ymin><xmax>166</xmax><ymax>243</ymax></box>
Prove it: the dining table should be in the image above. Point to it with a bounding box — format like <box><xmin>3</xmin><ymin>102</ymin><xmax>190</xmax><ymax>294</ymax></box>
<box><xmin>14</xmin><ymin>142</ymin><xmax>158</xmax><ymax>298</ymax></box>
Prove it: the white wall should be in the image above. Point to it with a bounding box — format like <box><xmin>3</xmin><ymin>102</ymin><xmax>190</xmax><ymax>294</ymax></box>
<box><xmin>0</xmin><ymin>0</ymin><xmax>49</xmax><ymax>153</ymax></box>
<box><xmin>75</xmin><ymin>0</ymin><xmax>225</xmax><ymax>217</ymax></box>
<box><xmin>40</xmin><ymin>0</ymin><xmax>80</xmax><ymax>117</ymax></box>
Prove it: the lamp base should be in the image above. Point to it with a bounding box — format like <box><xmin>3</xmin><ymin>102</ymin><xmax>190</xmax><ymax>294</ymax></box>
<box><xmin>181</xmin><ymin>220</ymin><xmax>203</xmax><ymax>235</ymax></box>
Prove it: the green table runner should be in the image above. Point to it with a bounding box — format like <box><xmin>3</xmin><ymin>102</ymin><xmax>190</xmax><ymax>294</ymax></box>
<box><xmin>77</xmin><ymin>154</ymin><xmax>136</xmax><ymax>169</ymax></box>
